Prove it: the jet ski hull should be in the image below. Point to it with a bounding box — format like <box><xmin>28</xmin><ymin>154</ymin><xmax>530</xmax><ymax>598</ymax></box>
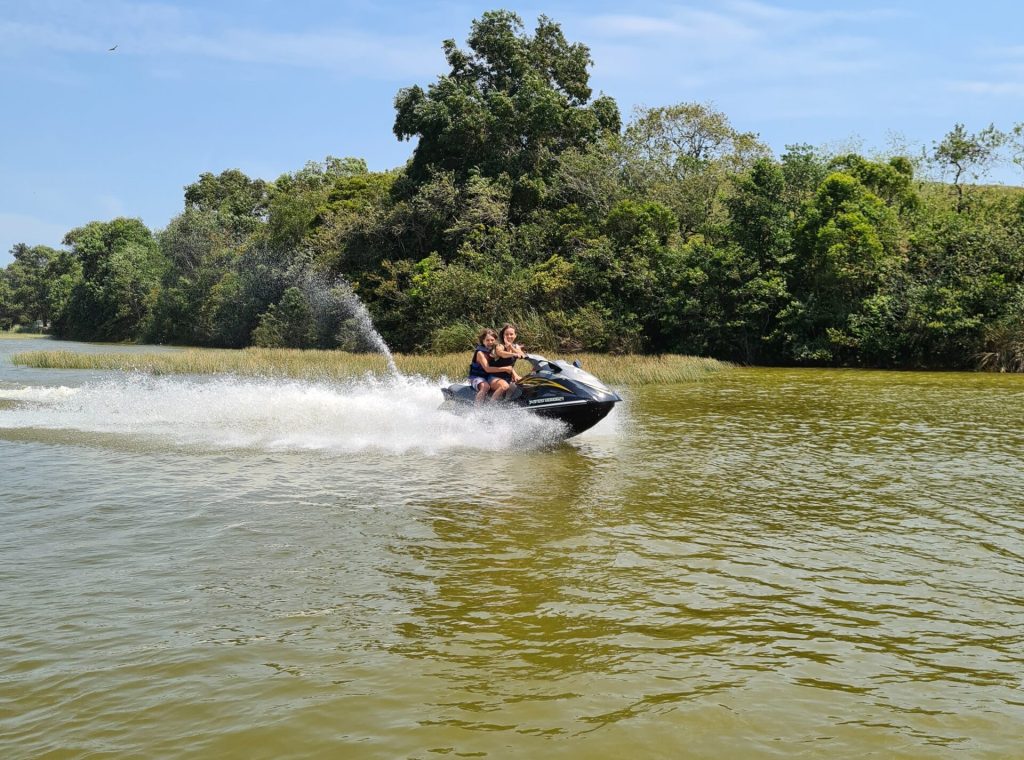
<box><xmin>527</xmin><ymin>398</ymin><xmax>617</xmax><ymax>437</ymax></box>
<box><xmin>440</xmin><ymin>354</ymin><xmax>621</xmax><ymax>439</ymax></box>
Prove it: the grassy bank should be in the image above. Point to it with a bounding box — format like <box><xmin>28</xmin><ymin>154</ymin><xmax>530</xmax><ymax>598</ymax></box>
<box><xmin>0</xmin><ymin>331</ymin><xmax>47</xmax><ymax>340</ymax></box>
<box><xmin>11</xmin><ymin>347</ymin><xmax>729</xmax><ymax>385</ymax></box>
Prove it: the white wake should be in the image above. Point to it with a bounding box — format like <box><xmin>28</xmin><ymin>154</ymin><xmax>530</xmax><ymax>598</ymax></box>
<box><xmin>0</xmin><ymin>374</ymin><xmax>569</xmax><ymax>453</ymax></box>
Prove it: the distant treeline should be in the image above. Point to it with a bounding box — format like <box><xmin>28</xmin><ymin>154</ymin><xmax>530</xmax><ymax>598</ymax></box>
<box><xmin>4</xmin><ymin>10</ymin><xmax>1024</xmax><ymax>370</ymax></box>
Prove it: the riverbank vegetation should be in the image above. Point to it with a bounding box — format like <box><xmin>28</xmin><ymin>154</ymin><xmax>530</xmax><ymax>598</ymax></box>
<box><xmin>0</xmin><ymin>331</ymin><xmax>47</xmax><ymax>340</ymax></box>
<box><xmin>4</xmin><ymin>10</ymin><xmax>1024</xmax><ymax>371</ymax></box>
<box><xmin>11</xmin><ymin>348</ymin><xmax>726</xmax><ymax>385</ymax></box>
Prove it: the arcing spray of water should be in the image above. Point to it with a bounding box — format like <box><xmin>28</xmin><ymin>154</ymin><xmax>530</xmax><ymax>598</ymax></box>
<box><xmin>296</xmin><ymin>272</ymin><xmax>399</xmax><ymax>376</ymax></box>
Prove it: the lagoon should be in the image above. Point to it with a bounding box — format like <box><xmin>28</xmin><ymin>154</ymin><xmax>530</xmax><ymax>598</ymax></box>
<box><xmin>2</xmin><ymin>337</ymin><xmax>1023</xmax><ymax>758</ymax></box>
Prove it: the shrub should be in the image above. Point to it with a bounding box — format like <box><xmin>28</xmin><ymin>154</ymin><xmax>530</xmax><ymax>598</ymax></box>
<box><xmin>978</xmin><ymin>322</ymin><xmax>1024</xmax><ymax>372</ymax></box>
<box><xmin>429</xmin><ymin>322</ymin><xmax>479</xmax><ymax>353</ymax></box>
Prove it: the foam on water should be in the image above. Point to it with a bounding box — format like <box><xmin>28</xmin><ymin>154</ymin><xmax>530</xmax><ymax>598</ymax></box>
<box><xmin>0</xmin><ymin>374</ymin><xmax>569</xmax><ymax>453</ymax></box>
<box><xmin>0</xmin><ymin>385</ymin><xmax>81</xmax><ymax>402</ymax></box>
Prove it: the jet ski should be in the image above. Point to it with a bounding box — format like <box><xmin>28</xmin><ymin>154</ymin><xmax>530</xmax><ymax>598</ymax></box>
<box><xmin>440</xmin><ymin>354</ymin><xmax>622</xmax><ymax>438</ymax></box>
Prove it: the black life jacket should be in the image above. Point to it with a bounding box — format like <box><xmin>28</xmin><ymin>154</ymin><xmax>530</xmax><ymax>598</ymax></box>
<box><xmin>490</xmin><ymin>342</ymin><xmax>520</xmax><ymax>370</ymax></box>
<box><xmin>490</xmin><ymin>351</ymin><xmax>516</xmax><ymax>369</ymax></box>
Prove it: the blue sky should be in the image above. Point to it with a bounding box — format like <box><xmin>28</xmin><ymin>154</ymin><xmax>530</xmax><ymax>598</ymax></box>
<box><xmin>3</xmin><ymin>0</ymin><xmax>1024</xmax><ymax>266</ymax></box>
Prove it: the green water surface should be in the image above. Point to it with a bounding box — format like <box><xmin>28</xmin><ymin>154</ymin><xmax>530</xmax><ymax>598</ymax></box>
<box><xmin>2</xmin><ymin>339</ymin><xmax>1022</xmax><ymax>758</ymax></box>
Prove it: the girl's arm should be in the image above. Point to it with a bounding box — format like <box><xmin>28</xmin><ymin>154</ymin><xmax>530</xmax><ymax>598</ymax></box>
<box><xmin>483</xmin><ymin>350</ymin><xmax>516</xmax><ymax>376</ymax></box>
<box><xmin>477</xmin><ymin>350</ymin><xmax>512</xmax><ymax>374</ymax></box>
<box><xmin>475</xmin><ymin>350</ymin><xmax>495</xmax><ymax>372</ymax></box>
<box><xmin>493</xmin><ymin>344</ymin><xmax>527</xmax><ymax>359</ymax></box>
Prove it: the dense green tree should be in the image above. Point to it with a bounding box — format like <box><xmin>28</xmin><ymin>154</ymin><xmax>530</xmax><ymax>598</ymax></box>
<box><xmin>0</xmin><ymin>269</ymin><xmax>14</xmax><ymax>330</ymax></box>
<box><xmin>567</xmin><ymin>200</ymin><xmax>679</xmax><ymax>351</ymax></box>
<box><xmin>549</xmin><ymin>134</ymin><xmax>630</xmax><ymax>218</ymax></box>
<box><xmin>659</xmin><ymin>239</ymin><xmax>781</xmax><ymax>360</ymax></box>
<box><xmin>408</xmin><ymin>249</ymin><xmax>531</xmax><ymax>342</ymax></box>
<box><xmin>362</xmin><ymin>258</ymin><xmax>424</xmax><ymax>352</ymax></box>
<box><xmin>266</xmin><ymin>156</ymin><xmax>370</xmax><ymax>252</ymax></box>
<box><xmin>42</xmin><ymin>249</ymin><xmax>83</xmax><ymax>331</ymax></box>
<box><xmin>57</xmin><ymin>218</ymin><xmax>166</xmax><ymax>341</ymax></box>
<box><xmin>781</xmin><ymin>172</ymin><xmax>902</xmax><ymax>363</ymax></box>
<box><xmin>184</xmin><ymin>169</ymin><xmax>270</xmax><ymax>233</ymax></box>
<box><xmin>394</xmin><ymin>10</ymin><xmax>619</xmax><ymax>215</ymax></box>
<box><xmin>1</xmin><ymin>244</ymin><xmax>68</xmax><ymax>327</ymax></box>
<box><xmin>623</xmin><ymin>103</ymin><xmax>770</xmax><ymax>235</ymax></box>
<box><xmin>385</xmin><ymin>171</ymin><xmax>461</xmax><ymax>262</ymax></box>
<box><xmin>727</xmin><ymin>159</ymin><xmax>793</xmax><ymax>267</ymax></box>
<box><xmin>251</xmin><ymin>286</ymin><xmax>317</xmax><ymax>348</ymax></box>
<box><xmin>887</xmin><ymin>202</ymin><xmax>1023</xmax><ymax>367</ymax></box>
<box><xmin>779</xmin><ymin>143</ymin><xmax>831</xmax><ymax>210</ymax></box>
<box><xmin>714</xmin><ymin>158</ymin><xmax>795</xmax><ymax>360</ymax></box>
<box><xmin>149</xmin><ymin>209</ymin><xmax>245</xmax><ymax>345</ymax></box>
<box><xmin>828</xmin><ymin>153</ymin><xmax>919</xmax><ymax>214</ymax></box>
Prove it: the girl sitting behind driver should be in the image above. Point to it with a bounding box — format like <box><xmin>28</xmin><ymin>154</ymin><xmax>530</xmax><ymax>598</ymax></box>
<box><xmin>468</xmin><ymin>328</ymin><xmax>512</xmax><ymax>403</ymax></box>
<box><xmin>491</xmin><ymin>323</ymin><xmax>527</xmax><ymax>384</ymax></box>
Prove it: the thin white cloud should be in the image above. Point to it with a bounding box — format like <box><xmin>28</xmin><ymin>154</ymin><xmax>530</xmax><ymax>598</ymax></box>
<box><xmin>580</xmin><ymin>2</ymin><xmax>891</xmax><ymax>92</ymax></box>
<box><xmin>585</xmin><ymin>9</ymin><xmax>755</xmax><ymax>43</ymax></box>
<box><xmin>0</xmin><ymin>2</ymin><xmax>440</xmax><ymax>79</ymax></box>
<box><xmin>583</xmin><ymin>1</ymin><xmax>905</xmax><ymax>42</ymax></box>
<box><xmin>154</xmin><ymin>28</ymin><xmax>439</xmax><ymax>77</ymax></box>
<box><xmin>949</xmin><ymin>80</ymin><xmax>1024</xmax><ymax>97</ymax></box>
<box><xmin>0</xmin><ymin>20</ymin><xmax>99</xmax><ymax>54</ymax></box>
<box><xmin>724</xmin><ymin>0</ymin><xmax>907</xmax><ymax>26</ymax></box>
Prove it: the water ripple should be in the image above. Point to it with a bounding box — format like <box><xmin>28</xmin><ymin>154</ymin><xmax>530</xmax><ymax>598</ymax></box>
<box><xmin>2</xmin><ymin>365</ymin><xmax>1023</xmax><ymax>757</ymax></box>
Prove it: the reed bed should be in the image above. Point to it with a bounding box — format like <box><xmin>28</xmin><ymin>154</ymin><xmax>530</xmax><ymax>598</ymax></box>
<box><xmin>11</xmin><ymin>347</ymin><xmax>729</xmax><ymax>386</ymax></box>
<box><xmin>977</xmin><ymin>323</ymin><xmax>1024</xmax><ymax>373</ymax></box>
<box><xmin>0</xmin><ymin>331</ymin><xmax>47</xmax><ymax>340</ymax></box>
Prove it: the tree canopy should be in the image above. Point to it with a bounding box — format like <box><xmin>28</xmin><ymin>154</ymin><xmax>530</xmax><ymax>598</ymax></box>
<box><xmin>394</xmin><ymin>10</ymin><xmax>620</xmax><ymax>214</ymax></box>
<box><xmin>4</xmin><ymin>10</ymin><xmax>1024</xmax><ymax>371</ymax></box>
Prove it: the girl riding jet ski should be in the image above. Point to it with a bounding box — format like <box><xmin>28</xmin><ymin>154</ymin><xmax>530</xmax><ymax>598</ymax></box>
<box><xmin>441</xmin><ymin>353</ymin><xmax>622</xmax><ymax>438</ymax></box>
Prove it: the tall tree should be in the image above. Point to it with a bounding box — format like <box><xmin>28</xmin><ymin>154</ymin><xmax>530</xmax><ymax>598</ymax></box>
<box><xmin>1</xmin><ymin>244</ymin><xmax>66</xmax><ymax>326</ymax></box>
<box><xmin>622</xmin><ymin>102</ymin><xmax>769</xmax><ymax>235</ymax></box>
<box><xmin>148</xmin><ymin>208</ymin><xmax>246</xmax><ymax>346</ymax></box>
<box><xmin>0</xmin><ymin>267</ymin><xmax>14</xmax><ymax>330</ymax></box>
<box><xmin>782</xmin><ymin>172</ymin><xmax>902</xmax><ymax>363</ymax></box>
<box><xmin>57</xmin><ymin>218</ymin><xmax>166</xmax><ymax>341</ymax></box>
<box><xmin>266</xmin><ymin>156</ymin><xmax>370</xmax><ymax>252</ymax></box>
<box><xmin>931</xmin><ymin>123</ymin><xmax>1007</xmax><ymax>211</ymax></box>
<box><xmin>393</xmin><ymin>10</ymin><xmax>620</xmax><ymax>214</ymax></box>
<box><xmin>184</xmin><ymin>169</ymin><xmax>270</xmax><ymax>233</ymax></box>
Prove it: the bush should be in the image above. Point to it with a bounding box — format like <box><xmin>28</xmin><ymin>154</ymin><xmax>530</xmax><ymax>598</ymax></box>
<box><xmin>251</xmin><ymin>287</ymin><xmax>316</xmax><ymax>348</ymax></box>
<box><xmin>429</xmin><ymin>322</ymin><xmax>480</xmax><ymax>353</ymax></box>
<box><xmin>978</xmin><ymin>321</ymin><xmax>1024</xmax><ymax>372</ymax></box>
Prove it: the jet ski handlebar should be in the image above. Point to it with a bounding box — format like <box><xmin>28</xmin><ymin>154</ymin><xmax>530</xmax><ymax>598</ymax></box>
<box><xmin>521</xmin><ymin>353</ymin><xmax>562</xmax><ymax>374</ymax></box>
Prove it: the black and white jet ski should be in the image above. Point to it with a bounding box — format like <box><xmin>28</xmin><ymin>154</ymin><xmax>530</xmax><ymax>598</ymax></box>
<box><xmin>440</xmin><ymin>354</ymin><xmax>622</xmax><ymax>438</ymax></box>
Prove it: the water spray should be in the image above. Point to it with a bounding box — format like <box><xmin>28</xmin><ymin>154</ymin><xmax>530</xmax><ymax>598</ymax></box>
<box><xmin>297</xmin><ymin>272</ymin><xmax>400</xmax><ymax>376</ymax></box>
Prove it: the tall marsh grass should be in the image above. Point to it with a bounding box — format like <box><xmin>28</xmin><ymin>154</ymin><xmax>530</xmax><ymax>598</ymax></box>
<box><xmin>11</xmin><ymin>347</ymin><xmax>729</xmax><ymax>385</ymax></box>
<box><xmin>977</xmin><ymin>323</ymin><xmax>1024</xmax><ymax>373</ymax></box>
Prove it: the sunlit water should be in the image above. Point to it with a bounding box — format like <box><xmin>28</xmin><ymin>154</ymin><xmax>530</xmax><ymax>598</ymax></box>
<box><xmin>2</xmin><ymin>338</ymin><xmax>1023</xmax><ymax>758</ymax></box>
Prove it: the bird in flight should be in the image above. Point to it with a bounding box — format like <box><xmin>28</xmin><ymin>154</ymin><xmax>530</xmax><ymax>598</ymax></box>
<box><xmin>108</xmin><ymin>44</ymin><xmax>117</xmax><ymax>51</ymax></box>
